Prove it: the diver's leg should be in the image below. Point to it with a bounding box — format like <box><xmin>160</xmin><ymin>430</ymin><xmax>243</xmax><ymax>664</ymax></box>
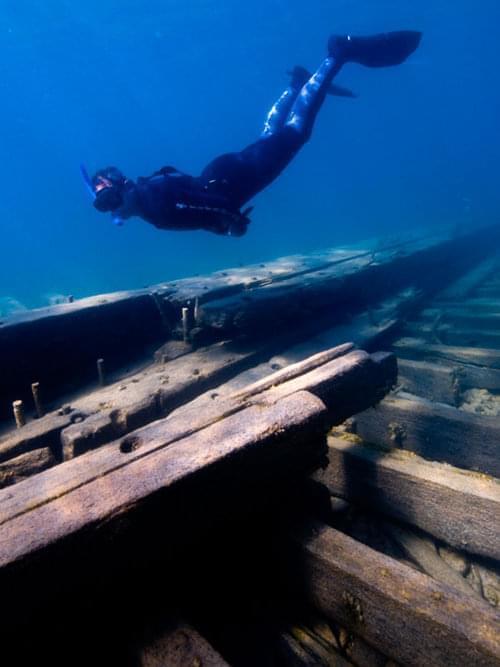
<box><xmin>285</xmin><ymin>30</ymin><xmax>422</xmax><ymax>141</ymax></box>
<box><xmin>261</xmin><ymin>88</ymin><xmax>297</xmax><ymax>137</ymax></box>
<box><xmin>261</xmin><ymin>68</ymin><xmax>313</xmax><ymax>138</ymax></box>
<box><xmin>285</xmin><ymin>56</ymin><xmax>342</xmax><ymax>141</ymax></box>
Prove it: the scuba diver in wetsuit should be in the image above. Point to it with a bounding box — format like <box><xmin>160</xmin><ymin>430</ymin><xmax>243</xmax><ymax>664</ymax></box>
<box><xmin>84</xmin><ymin>31</ymin><xmax>422</xmax><ymax>237</ymax></box>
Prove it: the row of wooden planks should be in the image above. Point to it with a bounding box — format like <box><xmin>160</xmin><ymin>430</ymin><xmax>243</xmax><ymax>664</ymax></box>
<box><xmin>301</xmin><ymin>255</ymin><xmax>500</xmax><ymax>664</ymax></box>
<box><xmin>1</xmin><ymin>224</ymin><xmax>498</xmax><ymax>422</ymax></box>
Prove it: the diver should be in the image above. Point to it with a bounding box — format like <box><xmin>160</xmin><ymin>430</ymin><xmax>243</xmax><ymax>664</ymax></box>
<box><xmin>83</xmin><ymin>31</ymin><xmax>422</xmax><ymax>237</ymax></box>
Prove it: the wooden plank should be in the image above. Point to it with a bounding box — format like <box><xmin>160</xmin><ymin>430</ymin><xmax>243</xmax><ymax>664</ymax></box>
<box><xmin>139</xmin><ymin>623</ymin><xmax>230</xmax><ymax>667</ymax></box>
<box><xmin>0</xmin><ymin>340</ymin><xmax>261</xmax><ymax>463</ymax></box>
<box><xmin>436</xmin><ymin>298</ymin><xmax>500</xmax><ymax>313</ymax></box>
<box><xmin>474</xmin><ymin>286</ymin><xmax>500</xmax><ymax>299</ymax></box>
<box><xmin>393</xmin><ymin>337</ymin><xmax>500</xmax><ymax>368</ymax></box>
<box><xmin>398</xmin><ymin>358</ymin><xmax>500</xmax><ymax>400</ymax></box>
<box><xmin>353</xmin><ymin>391</ymin><xmax>500</xmax><ymax>476</ymax></box>
<box><xmin>397</xmin><ymin>358</ymin><xmax>459</xmax><ymax>405</ymax></box>
<box><xmin>285</xmin><ymin>625</ymin><xmax>352</xmax><ymax>666</ymax></box>
<box><xmin>0</xmin><ymin>411</ymin><xmax>71</xmax><ymax>464</ymax></box>
<box><xmin>419</xmin><ymin>307</ymin><xmax>500</xmax><ymax>331</ymax></box>
<box><xmin>293</xmin><ymin>521</ymin><xmax>500</xmax><ymax>667</ymax></box>
<box><xmin>435</xmin><ymin>256</ymin><xmax>500</xmax><ymax>301</ymax></box>
<box><xmin>0</xmin><ymin>391</ymin><xmax>328</xmax><ymax>572</ymax></box>
<box><xmin>0</xmin><ymin>285</ymin><xmax>415</xmax><ymax>469</ymax></box>
<box><xmin>60</xmin><ymin>340</ymin><xmax>265</xmax><ymax>460</ymax></box>
<box><xmin>0</xmin><ymin>448</ymin><xmax>57</xmax><ymax>489</ymax></box>
<box><xmin>405</xmin><ymin>322</ymin><xmax>500</xmax><ymax>349</ymax></box>
<box><xmin>196</xmin><ymin>236</ymin><xmax>450</xmax><ymax>338</ymax></box>
<box><xmin>0</xmin><ymin>292</ymin><xmax>166</xmax><ymax>421</ymax></box>
<box><xmin>380</xmin><ymin>521</ymin><xmax>484</xmax><ymax>601</ymax></box>
<box><xmin>315</xmin><ymin>438</ymin><xmax>500</xmax><ymax>560</ymax></box>
<box><xmin>0</xmin><ymin>348</ymin><xmax>396</xmax><ymax>526</ymax></box>
<box><xmin>1</xmin><ymin>225</ymin><xmax>498</xmax><ymax>421</ymax></box>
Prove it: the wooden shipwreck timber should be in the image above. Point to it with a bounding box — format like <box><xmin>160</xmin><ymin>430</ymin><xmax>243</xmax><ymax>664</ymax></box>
<box><xmin>0</xmin><ymin>224</ymin><xmax>499</xmax><ymax>666</ymax></box>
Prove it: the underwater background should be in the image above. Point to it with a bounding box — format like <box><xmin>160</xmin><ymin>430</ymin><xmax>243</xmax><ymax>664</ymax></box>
<box><xmin>1</xmin><ymin>0</ymin><xmax>499</xmax><ymax>311</ymax></box>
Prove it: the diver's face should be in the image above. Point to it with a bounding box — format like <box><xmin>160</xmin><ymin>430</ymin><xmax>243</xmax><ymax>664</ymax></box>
<box><xmin>94</xmin><ymin>176</ymin><xmax>114</xmax><ymax>194</ymax></box>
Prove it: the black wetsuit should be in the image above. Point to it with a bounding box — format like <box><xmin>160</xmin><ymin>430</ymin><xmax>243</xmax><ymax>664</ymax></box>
<box><xmin>131</xmin><ymin>56</ymin><xmax>342</xmax><ymax>236</ymax></box>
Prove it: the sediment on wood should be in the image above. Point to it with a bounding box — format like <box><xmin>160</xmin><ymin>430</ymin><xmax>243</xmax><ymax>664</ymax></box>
<box><xmin>290</xmin><ymin>521</ymin><xmax>500</xmax><ymax>667</ymax></box>
<box><xmin>315</xmin><ymin>438</ymin><xmax>500</xmax><ymax>560</ymax></box>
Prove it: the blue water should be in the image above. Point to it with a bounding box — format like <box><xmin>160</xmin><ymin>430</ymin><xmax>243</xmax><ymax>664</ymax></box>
<box><xmin>1</xmin><ymin>1</ymin><xmax>499</xmax><ymax>310</ymax></box>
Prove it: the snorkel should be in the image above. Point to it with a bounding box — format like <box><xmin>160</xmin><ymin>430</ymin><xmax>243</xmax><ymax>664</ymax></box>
<box><xmin>80</xmin><ymin>163</ymin><xmax>125</xmax><ymax>226</ymax></box>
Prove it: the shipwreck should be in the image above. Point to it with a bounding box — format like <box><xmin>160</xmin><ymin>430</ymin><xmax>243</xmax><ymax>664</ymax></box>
<box><xmin>0</xmin><ymin>224</ymin><xmax>499</xmax><ymax>666</ymax></box>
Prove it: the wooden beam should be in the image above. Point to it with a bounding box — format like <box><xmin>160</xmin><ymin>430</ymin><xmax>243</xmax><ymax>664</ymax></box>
<box><xmin>1</xmin><ymin>225</ymin><xmax>499</xmax><ymax>421</ymax></box>
<box><xmin>60</xmin><ymin>340</ymin><xmax>264</xmax><ymax>460</ymax></box>
<box><xmin>0</xmin><ymin>283</ymin><xmax>414</xmax><ymax>470</ymax></box>
<box><xmin>420</xmin><ymin>307</ymin><xmax>500</xmax><ymax>332</ymax></box>
<box><xmin>315</xmin><ymin>438</ymin><xmax>500</xmax><ymax>560</ymax></box>
<box><xmin>435</xmin><ymin>256</ymin><xmax>499</xmax><ymax>301</ymax></box>
<box><xmin>0</xmin><ymin>391</ymin><xmax>328</xmax><ymax>573</ymax></box>
<box><xmin>195</xmin><ymin>232</ymin><xmax>477</xmax><ymax>339</ymax></box>
<box><xmin>0</xmin><ymin>347</ymin><xmax>395</xmax><ymax>527</ymax></box>
<box><xmin>393</xmin><ymin>337</ymin><xmax>500</xmax><ymax>368</ymax></box>
<box><xmin>397</xmin><ymin>358</ymin><xmax>459</xmax><ymax>405</ymax></box>
<box><xmin>292</xmin><ymin>521</ymin><xmax>500</xmax><ymax>667</ymax></box>
<box><xmin>436</xmin><ymin>298</ymin><xmax>500</xmax><ymax>313</ymax></box>
<box><xmin>0</xmin><ymin>412</ymin><xmax>70</xmax><ymax>464</ymax></box>
<box><xmin>353</xmin><ymin>391</ymin><xmax>500</xmax><ymax>476</ymax></box>
<box><xmin>405</xmin><ymin>322</ymin><xmax>500</xmax><ymax>349</ymax></box>
<box><xmin>380</xmin><ymin>521</ymin><xmax>484</xmax><ymax>601</ymax></box>
<box><xmin>0</xmin><ymin>448</ymin><xmax>57</xmax><ymax>488</ymax></box>
<box><xmin>139</xmin><ymin>623</ymin><xmax>230</xmax><ymax>667</ymax></box>
<box><xmin>398</xmin><ymin>358</ymin><xmax>500</xmax><ymax>403</ymax></box>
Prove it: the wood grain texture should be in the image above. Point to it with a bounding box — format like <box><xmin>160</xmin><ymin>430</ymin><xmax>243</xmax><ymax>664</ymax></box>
<box><xmin>315</xmin><ymin>438</ymin><xmax>500</xmax><ymax>560</ymax></box>
<box><xmin>293</xmin><ymin>522</ymin><xmax>500</xmax><ymax>667</ymax></box>
<box><xmin>354</xmin><ymin>391</ymin><xmax>500</xmax><ymax>476</ymax></box>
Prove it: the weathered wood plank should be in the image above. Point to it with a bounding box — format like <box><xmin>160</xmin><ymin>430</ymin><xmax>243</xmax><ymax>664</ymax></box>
<box><xmin>0</xmin><ymin>340</ymin><xmax>261</xmax><ymax>463</ymax></box>
<box><xmin>0</xmin><ymin>348</ymin><xmax>396</xmax><ymax>526</ymax></box>
<box><xmin>353</xmin><ymin>391</ymin><xmax>500</xmax><ymax>476</ymax></box>
<box><xmin>380</xmin><ymin>521</ymin><xmax>484</xmax><ymax>600</ymax></box>
<box><xmin>398</xmin><ymin>358</ymin><xmax>500</xmax><ymax>402</ymax></box>
<box><xmin>393</xmin><ymin>337</ymin><xmax>500</xmax><ymax>368</ymax></box>
<box><xmin>316</xmin><ymin>438</ymin><xmax>500</xmax><ymax>560</ymax></box>
<box><xmin>60</xmin><ymin>340</ymin><xmax>264</xmax><ymax>460</ymax></box>
<box><xmin>397</xmin><ymin>358</ymin><xmax>459</xmax><ymax>405</ymax></box>
<box><xmin>420</xmin><ymin>307</ymin><xmax>500</xmax><ymax>331</ymax></box>
<box><xmin>474</xmin><ymin>286</ymin><xmax>500</xmax><ymax>299</ymax></box>
<box><xmin>0</xmin><ymin>447</ymin><xmax>57</xmax><ymax>488</ymax></box>
<box><xmin>286</xmin><ymin>625</ymin><xmax>352</xmax><ymax>666</ymax></box>
<box><xmin>0</xmin><ymin>411</ymin><xmax>71</xmax><ymax>464</ymax></box>
<box><xmin>139</xmin><ymin>623</ymin><xmax>230</xmax><ymax>667</ymax></box>
<box><xmin>196</xmin><ymin>237</ymin><xmax>449</xmax><ymax>338</ymax></box>
<box><xmin>0</xmin><ymin>285</ymin><xmax>414</xmax><ymax>469</ymax></box>
<box><xmin>405</xmin><ymin>322</ymin><xmax>500</xmax><ymax>349</ymax></box>
<box><xmin>293</xmin><ymin>522</ymin><xmax>500</xmax><ymax>667</ymax></box>
<box><xmin>435</xmin><ymin>298</ymin><xmax>500</xmax><ymax>313</ymax></box>
<box><xmin>435</xmin><ymin>256</ymin><xmax>500</xmax><ymax>301</ymax></box>
<box><xmin>0</xmin><ymin>391</ymin><xmax>328</xmax><ymax>571</ymax></box>
<box><xmin>1</xmin><ymin>225</ymin><xmax>498</xmax><ymax>422</ymax></box>
<box><xmin>0</xmin><ymin>292</ymin><xmax>166</xmax><ymax>421</ymax></box>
